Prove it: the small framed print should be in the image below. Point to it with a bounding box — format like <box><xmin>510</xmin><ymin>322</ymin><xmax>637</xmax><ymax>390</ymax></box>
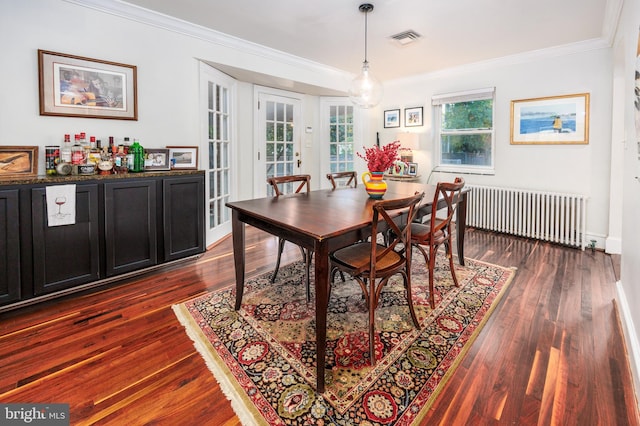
<box><xmin>404</xmin><ymin>107</ymin><xmax>423</xmax><ymax>127</ymax></box>
<box><xmin>384</xmin><ymin>109</ymin><xmax>401</xmax><ymax>128</ymax></box>
<box><xmin>167</xmin><ymin>146</ymin><xmax>198</xmax><ymax>170</ymax></box>
<box><xmin>0</xmin><ymin>146</ymin><xmax>39</xmax><ymax>179</ymax></box>
<box><xmin>144</xmin><ymin>148</ymin><xmax>170</xmax><ymax>171</ymax></box>
<box><xmin>407</xmin><ymin>162</ymin><xmax>418</xmax><ymax>176</ymax></box>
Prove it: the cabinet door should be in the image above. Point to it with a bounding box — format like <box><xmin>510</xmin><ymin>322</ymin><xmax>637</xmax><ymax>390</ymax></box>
<box><xmin>31</xmin><ymin>184</ymin><xmax>100</xmax><ymax>295</ymax></box>
<box><xmin>163</xmin><ymin>175</ymin><xmax>205</xmax><ymax>261</ymax></box>
<box><xmin>104</xmin><ymin>180</ymin><xmax>157</xmax><ymax>276</ymax></box>
<box><xmin>0</xmin><ymin>189</ymin><xmax>20</xmax><ymax>304</ymax></box>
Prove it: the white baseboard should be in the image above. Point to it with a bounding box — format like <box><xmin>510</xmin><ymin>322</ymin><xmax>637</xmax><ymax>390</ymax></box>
<box><xmin>605</xmin><ymin>236</ymin><xmax>622</xmax><ymax>254</ymax></box>
<box><xmin>616</xmin><ymin>280</ymin><xmax>640</xmax><ymax>409</ymax></box>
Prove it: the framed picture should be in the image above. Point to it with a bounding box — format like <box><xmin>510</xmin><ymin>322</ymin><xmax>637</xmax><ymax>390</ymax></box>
<box><xmin>167</xmin><ymin>146</ymin><xmax>199</xmax><ymax>170</ymax></box>
<box><xmin>384</xmin><ymin>109</ymin><xmax>400</xmax><ymax>128</ymax></box>
<box><xmin>510</xmin><ymin>93</ymin><xmax>590</xmax><ymax>144</ymax></box>
<box><xmin>404</xmin><ymin>107</ymin><xmax>423</xmax><ymax>127</ymax></box>
<box><xmin>0</xmin><ymin>146</ymin><xmax>38</xmax><ymax>179</ymax></box>
<box><xmin>144</xmin><ymin>148</ymin><xmax>171</xmax><ymax>171</ymax></box>
<box><xmin>38</xmin><ymin>49</ymin><xmax>137</xmax><ymax>120</ymax></box>
<box><xmin>407</xmin><ymin>162</ymin><xmax>418</xmax><ymax>176</ymax></box>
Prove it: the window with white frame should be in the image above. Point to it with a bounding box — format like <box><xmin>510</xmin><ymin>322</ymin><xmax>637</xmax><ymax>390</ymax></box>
<box><xmin>328</xmin><ymin>104</ymin><xmax>355</xmax><ymax>174</ymax></box>
<box><xmin>433</xmin><ymin>87</ymin><xmax>495</xmax><ymax>174</ymax></box>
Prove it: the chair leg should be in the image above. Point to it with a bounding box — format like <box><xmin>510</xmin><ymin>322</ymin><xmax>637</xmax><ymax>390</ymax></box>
<box><xmin>368</xmin><ymin>279</ymin><xmax>376</xmax><ymax>366</ymax></box>
<box><xmin>428</xmin><ymin>246</ymin><xmax>437</xmax><ymax>310</ymax></box>
<box><xmin>447</xmin><ymin>242</ymin><xmax>460</xmax><ymax>287</ymax></box>
<box><xmin>270</xmin><ymin>238</ymin><xmax>286</xmax><ymax>283</ymax></box>
<box><xmin>403</xmin><ymin>271</ymin><xmax>420</xmax><ymax>328</ymax></box>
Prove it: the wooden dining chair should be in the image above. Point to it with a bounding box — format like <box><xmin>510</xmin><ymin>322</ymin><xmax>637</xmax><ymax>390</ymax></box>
<box><xmin>410</xmin><ymin>177</ymin><xmax>465</xmax><ymax>309</ymax></box>
<box><xmin>267</xmin><ymin>174</ymin><xmax>313</xmax><ymax>300</ymax></box>
<box><xmin>329</xmin><ymin>191</ymin><xmax>424</xmax><ymax>365</ymax></box>
<box><xmin>326</xmin><ymin>171</ymin><xmax>358</xmax><ymax>189</ymax></box>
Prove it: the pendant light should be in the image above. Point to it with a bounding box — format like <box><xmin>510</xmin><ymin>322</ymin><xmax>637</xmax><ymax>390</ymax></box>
<box><xmin>349</xmin><ymin>3</ymin><xmax>383</xmax><ymax>108</ymax></box>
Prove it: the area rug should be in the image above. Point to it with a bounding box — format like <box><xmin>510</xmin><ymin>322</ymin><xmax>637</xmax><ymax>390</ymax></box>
<box><xmin>173</xmin><ymin>253</ymin><xmax>516</xmax><ymax>425</ymax></box>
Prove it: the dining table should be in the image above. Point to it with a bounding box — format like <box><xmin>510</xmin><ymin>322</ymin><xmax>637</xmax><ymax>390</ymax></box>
<box><xmin>226</xmin><ymin>180</ymin><xmax>468</xmax><ymax>393</ymax></box>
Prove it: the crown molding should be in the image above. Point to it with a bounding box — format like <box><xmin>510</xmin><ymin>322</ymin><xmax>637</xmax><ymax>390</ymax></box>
<box><xmin>601</xmin><ymin>0</ymin><xmax>624</xmax><ymax>45</ymax></box>
<box><xmin>63</xmin><ymin>0</ymin><xmax>350</xmax><ymax>80</ymax></box>
<box><xmin>387</xmin><ymin>37</ymin><xmax>611</xmax><ymax>85</ymax></box>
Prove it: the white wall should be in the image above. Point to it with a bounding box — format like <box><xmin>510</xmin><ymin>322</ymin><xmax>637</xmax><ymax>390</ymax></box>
<box><xmin>374</xmin><ymin>47</ymin><xmax>614</xmax><ymax>247</ymax></box>
<box><xmin>616</xmin><ymin>0</ymin><xmax>640</xmax><ymax>399</ymax></box>
<box><xmin>0</xmin><ymin>0</ymin><xmax>351</xmax><ymax>202</ymax></box>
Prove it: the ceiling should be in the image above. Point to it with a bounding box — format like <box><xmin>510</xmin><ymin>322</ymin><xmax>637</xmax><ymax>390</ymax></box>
<box><xmin>122</xmin><ymin>0</ymin><xmax>615</xmax><ymax>84</ymax></box>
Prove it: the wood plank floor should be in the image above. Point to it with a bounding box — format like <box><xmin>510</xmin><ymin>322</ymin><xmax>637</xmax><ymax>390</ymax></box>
<box><xmin>0</xmin><ymin>227</ymin><xmax>638</xmax><ymax>425</ymax></box>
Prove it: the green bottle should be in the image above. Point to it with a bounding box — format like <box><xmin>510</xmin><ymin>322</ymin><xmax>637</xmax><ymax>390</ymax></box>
<box><xmin>130</xmin><ymin>139</ymin><xmax>145</xmax><ymax>172</ymax></box>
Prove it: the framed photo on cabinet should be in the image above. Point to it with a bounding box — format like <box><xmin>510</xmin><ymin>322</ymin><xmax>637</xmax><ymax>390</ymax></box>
<box><xmin>144</xmin><ymin>148</ymin><xmax>171</xmax><ymax>171</ymax></box>
<box><xmin>167</xmin><ymin>146</ymin><xmax>198</xmax><ymax>170</ymax></box>
<box><xmin>0</xmin><ymin>146</ymin><xmax>38</xmax><ymax>179</ymax></box>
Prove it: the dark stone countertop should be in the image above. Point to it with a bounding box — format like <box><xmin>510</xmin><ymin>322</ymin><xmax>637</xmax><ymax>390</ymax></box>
<box><xmin>0</xmin><ymin>169</ymin><xmax>203</xmax><ymax>186</ymax></box>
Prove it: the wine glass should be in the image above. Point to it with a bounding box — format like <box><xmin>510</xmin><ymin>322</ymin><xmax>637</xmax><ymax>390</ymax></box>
<box><xmin>55</xmin><ymin>196</ymin><xmax>66</xmax><ymax>217</ymax></box>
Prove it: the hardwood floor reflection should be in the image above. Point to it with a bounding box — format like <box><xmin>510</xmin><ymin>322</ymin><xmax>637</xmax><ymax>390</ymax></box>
<box><xmin>0</xmin><ymin>227</ymin><xmax>638</xmax><ymax>425</ymax></box>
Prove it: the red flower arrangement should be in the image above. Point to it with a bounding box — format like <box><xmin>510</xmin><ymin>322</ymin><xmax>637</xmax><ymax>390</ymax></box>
<box><xmin>357</xmin><ymin>141</ymin><xmax>401</xmax><ymax>172</ymax></box>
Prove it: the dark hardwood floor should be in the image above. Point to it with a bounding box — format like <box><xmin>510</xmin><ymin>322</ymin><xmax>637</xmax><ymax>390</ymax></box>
<box><xmin>1</xmin><ymin>227</ymin><xmax>638</xmax><ymax>425</ymax></box>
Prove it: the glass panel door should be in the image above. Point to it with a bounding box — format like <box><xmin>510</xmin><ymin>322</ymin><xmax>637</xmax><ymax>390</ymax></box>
<box><xmin>200</xmin><ymin>62</ymin><xmax>235</xmax><ymax>245</ymax></box>
<box><xmin>255</xmin><ymin>90</ymin><xmax>302</xmax><ymax>197</ymax></box>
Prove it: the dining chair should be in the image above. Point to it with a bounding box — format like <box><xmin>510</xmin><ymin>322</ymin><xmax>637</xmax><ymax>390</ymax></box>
<box><xmin>329</xmin><ymin>191</ymin><xmax>424</xmax><ymax>365</ymax></box>
<box><xmin>410</xmin><ymin>177</ymin><xmax>465</xmax><ymax>309</ymax></box>
<box><xmin>326</xmin><ymin>171</ymin><xmax>358</xmax><ymax>189</ymax></box>
<box><xmin>267</xmin><ymin>174</ymin><xmax>313</xmax><ymax>300</ymax></box>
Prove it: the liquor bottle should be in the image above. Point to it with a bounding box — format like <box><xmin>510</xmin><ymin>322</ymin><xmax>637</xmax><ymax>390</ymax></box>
<box><xmin>80</xmin><ymin>132</ymin><xmax>89</xmax><ymax>154</ymax></box>
<box><xmin>71</xmin><ymin>134</ymin><xmax>85</xmax><ymax>174</ymax></box>
<box><xmin>88</xmin><ymin>136</ymin><xmax>101</xmax><ymax>165</ymax></box>
<box><xmin>45</xmin><ymin>146</ymin><xmax>59</xmax><ymax>175</ymax></box>
<box><xmin>123</xmin><ymin>137</ymin><xmax>133</xmax><ymax>170</ymax></box>
<box><xmin>109</xmin><ymin>136</ymin><xmax>116</xmax><ymax>156</ymax></box>
<box><xmin>129</xmin><ymin>139</ymin><xmax>145</xmax><ymax>172</ymax></box>
<box><xmin>60</xmin><ymin>134</ymin><xmax>72</xmax><ymax>164</ymax></box>
<box><xmin>114</xmin><ymin>145</ymin><xmax>128</xmax><ymax>174</ymax></box>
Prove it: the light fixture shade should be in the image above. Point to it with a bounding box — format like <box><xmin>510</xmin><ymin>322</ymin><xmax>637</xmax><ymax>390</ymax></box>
<box><xmin>349</xmin><ymin>61</ymin><xmax>383</xmax><ymax>108</ymax></box>
<box><xmin>397</xmin><ymin>132</ymin><xmax>419</xmax><ymax>150</ymax></box>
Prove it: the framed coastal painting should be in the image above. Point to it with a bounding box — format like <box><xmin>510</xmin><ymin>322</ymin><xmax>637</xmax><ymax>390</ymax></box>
<box><xmin>510</xmin><ymin>93</ymin><xmax>589</xmax><ymax>145</ymax></box>
<box><xmin>0</xmin><ymin>146</ymin><xmax>38</xmax><ymax>179</ymax></box>
<box><xmin>384</xmin><ymin>109</ymin><xmax>400</xmax><ymax>128</ymax></box>
<box><xmin>38</xmin><ymin>49</ymin><xmax>138</xmax><ymax>120</ymax></box>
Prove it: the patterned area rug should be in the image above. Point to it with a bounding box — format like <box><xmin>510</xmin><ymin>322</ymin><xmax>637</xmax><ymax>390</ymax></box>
<box><xmin>173</xmin><ymin>253</ymin><xmax>516</xmax><ymax>425</ymax></box>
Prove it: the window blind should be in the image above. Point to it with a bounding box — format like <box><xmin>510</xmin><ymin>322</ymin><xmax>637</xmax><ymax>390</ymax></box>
<box><xmin>431</xmin><ymin>87</ymin><xmax>495</xmax><ymax>105</ymax></box>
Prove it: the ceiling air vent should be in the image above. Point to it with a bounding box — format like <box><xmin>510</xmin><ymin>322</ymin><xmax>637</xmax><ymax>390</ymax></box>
<box><xmin>390</xmin><ymin>30</ymin><xmax>421</xmax><ymax>45</ymax></box>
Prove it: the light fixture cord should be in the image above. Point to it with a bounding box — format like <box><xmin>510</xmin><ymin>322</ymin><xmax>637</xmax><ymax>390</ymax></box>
<box><xmin>363</xmin><ymin>8</ymin><xmax>369</xmax><ymax>63</ymax></box>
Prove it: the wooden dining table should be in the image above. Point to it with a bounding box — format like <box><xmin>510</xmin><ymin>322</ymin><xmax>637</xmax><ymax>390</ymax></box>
<box><xmin>226</xmin><ymin>181</ymin><xmax>468</xmax><ymax>393</ymax></box>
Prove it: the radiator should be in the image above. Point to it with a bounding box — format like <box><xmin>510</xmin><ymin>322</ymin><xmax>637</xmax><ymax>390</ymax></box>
<box><xmin>466</xmin><ymin>185</ymin><xmax>587</xmax><ymax>249</ymax></box>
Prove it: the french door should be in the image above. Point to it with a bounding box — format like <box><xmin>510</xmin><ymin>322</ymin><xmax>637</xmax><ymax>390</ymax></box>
<box><xmin>254</xmin><ymin>88</ymin><xmax>303</xmax><ymax>198</ymax></box>
<box><xmin>200</xmin><ymin>62</ymin><xmax>236</xmax><ymax>246</ymax></box>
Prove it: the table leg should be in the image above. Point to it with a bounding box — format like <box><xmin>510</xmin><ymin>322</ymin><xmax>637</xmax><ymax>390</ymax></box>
<box><xmin>457</xmin><ymin>192</ymin><xmax>467</xmax><ymax>266</ymax></box>
<box><xmin>314</xmin><ymin>240</ymin><xmax>329</xmax><ymax>394</ymax></box>
<box><xmin>232</xmin><ymin>210</ymin><xmax>246</xmax><ymax>311</ymax></box>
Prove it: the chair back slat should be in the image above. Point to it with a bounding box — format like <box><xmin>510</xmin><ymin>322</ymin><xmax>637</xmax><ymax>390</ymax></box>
<box><xmin>370</xmin><ymin>191</ymin><xmax>424</xmax><ymax>275</ymax></box>
<box><xmin>267</xmin><ymin>174</ymin><xmax>311</xmax><ymax>196</ymax></box>
<box><xmin>326</xmin><ymin>171</ymin><xmax>358</xmax><ymax>189</ymax></box>
<box><xmin>430</xmin><ymin>177</ymin><xmax>465</xmax><ymax>235</ymax></box>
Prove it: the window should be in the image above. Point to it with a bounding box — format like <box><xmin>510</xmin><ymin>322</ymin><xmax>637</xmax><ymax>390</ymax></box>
<box><xmin>433</xmin><ymin>87</ymin><xmax>495</xmax><ymax>174</ymax></box>
<box><xmin>328</xmin><ymin>104</ymin><xmax>355</xmax><ymax>173</ymax></box>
